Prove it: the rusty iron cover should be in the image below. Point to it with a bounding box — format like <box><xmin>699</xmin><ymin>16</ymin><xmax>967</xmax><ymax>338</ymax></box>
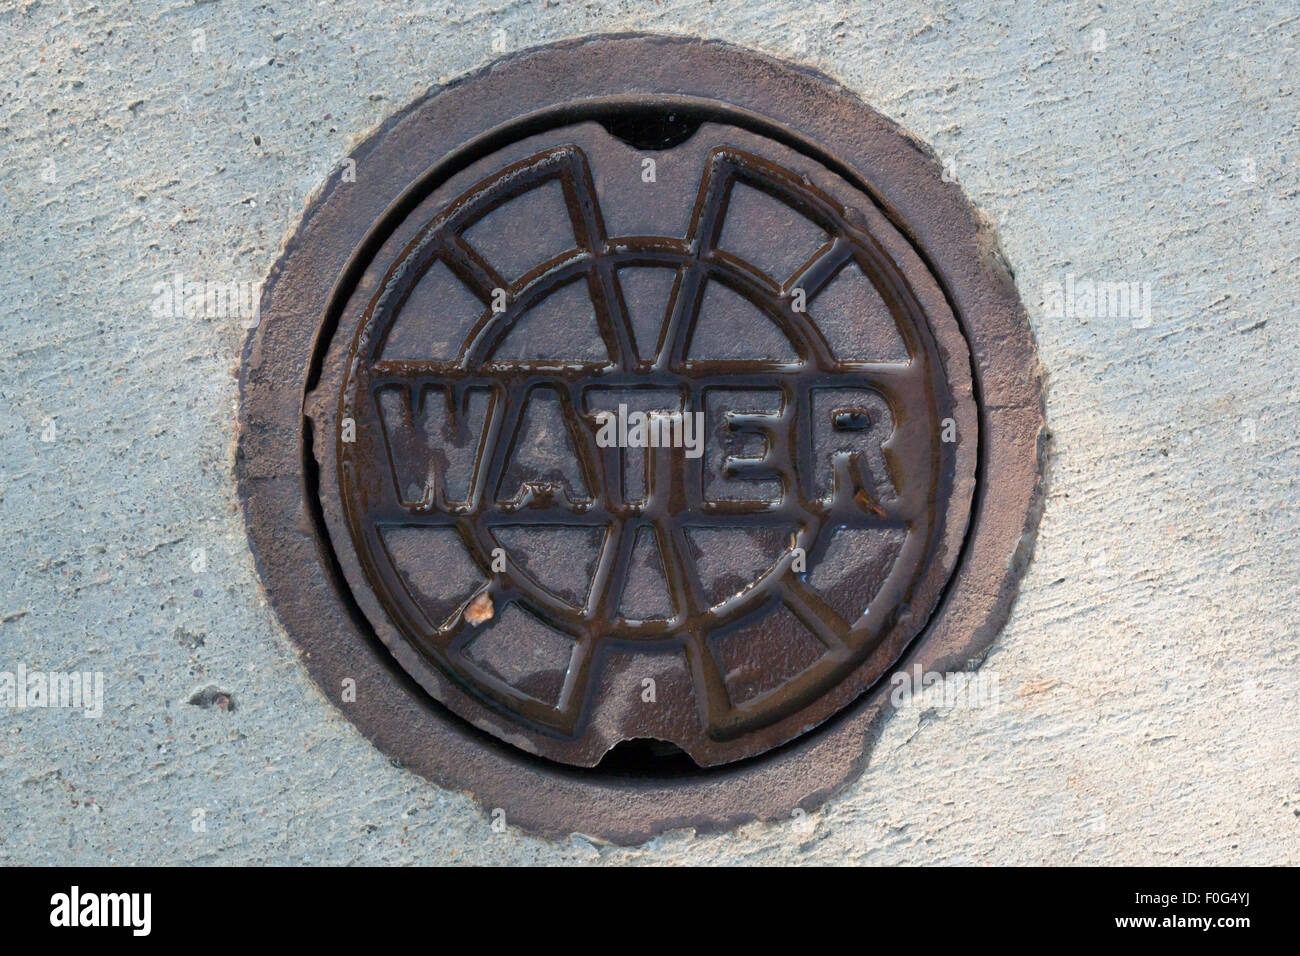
<box><xmin>238</xmin><ymin>35</ymin><xmax>1045</xmax><ymax>841</ymax></box>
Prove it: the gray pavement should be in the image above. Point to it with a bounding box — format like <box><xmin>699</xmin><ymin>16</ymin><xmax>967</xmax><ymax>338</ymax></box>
<box><xmin>0</xmin><ymin>0</ymin><xmax>1296</xmax><ymax>864</ymax></box>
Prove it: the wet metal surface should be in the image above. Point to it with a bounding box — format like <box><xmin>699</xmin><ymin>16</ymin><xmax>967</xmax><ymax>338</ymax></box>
<box><xmin>239</xmin><ymin>35</ymin><xmax>1044</xmax><ymax>841</ymax></box>
<box><xmin>324</xmin><ymin>136</ymin><xmax>974</xmax><ymax>766</ymax></box>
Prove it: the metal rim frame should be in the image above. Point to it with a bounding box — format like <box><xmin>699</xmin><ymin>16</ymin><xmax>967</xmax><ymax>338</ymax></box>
<box><xmin>237</xmin><ymin>34</ymin><xmax>1046</xmax><ymax>843</ymax></box>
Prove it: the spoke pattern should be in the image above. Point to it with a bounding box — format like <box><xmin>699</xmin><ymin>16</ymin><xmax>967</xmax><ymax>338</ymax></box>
<box><xmin>340</xmin><ymin>143</ymin><xmax>945</xmax><ymax>742</ymax></box>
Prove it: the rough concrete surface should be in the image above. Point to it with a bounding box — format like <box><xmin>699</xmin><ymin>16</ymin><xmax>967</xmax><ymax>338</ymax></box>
<box><xmin>0</xmin><ymin>0</ymin><xmax>1296</xmax><ymax>865</ymax></box>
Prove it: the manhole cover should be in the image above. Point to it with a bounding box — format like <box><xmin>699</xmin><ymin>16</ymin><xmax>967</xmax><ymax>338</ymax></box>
<box><xmin>239</xmin><ymin>35</ymin><xmax>1045</xmax><ymax>842</ymax></box>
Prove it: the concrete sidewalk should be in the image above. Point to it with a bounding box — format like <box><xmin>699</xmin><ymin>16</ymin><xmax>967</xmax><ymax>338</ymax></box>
<box><xmin>1</xmin><ymin>0</ymin><xmax>1295</xmax><ymax>864</ymax></box>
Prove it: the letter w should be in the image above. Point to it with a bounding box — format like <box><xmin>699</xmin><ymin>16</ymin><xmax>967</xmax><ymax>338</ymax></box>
<box><xmin>375</xmin><ymin>384</ymin><xmax>493</xmax><ymax>511</ymax></box>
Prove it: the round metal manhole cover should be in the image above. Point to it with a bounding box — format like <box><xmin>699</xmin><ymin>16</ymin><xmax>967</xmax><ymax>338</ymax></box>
<box><xmin>238</xmin><ymin>35</ymin><xmax>1045</xmax><ymax>842</ymax></box>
